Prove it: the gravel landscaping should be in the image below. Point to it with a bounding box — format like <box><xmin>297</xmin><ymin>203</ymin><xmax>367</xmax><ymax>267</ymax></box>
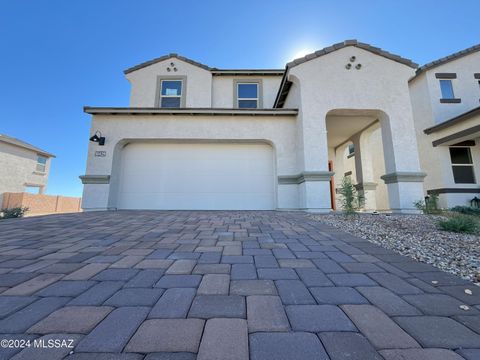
<box><xmin>310</xmin><ymin>213</ymin><xmax>480</xmax><ymax>283</ymax></box>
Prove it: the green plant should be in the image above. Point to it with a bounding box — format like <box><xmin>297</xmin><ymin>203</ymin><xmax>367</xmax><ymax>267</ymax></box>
<box><xmin>450</xmin><ymin>206</ymin><xmax>480</xmax><ymax>217</ymax></box>
<box><xmin>438</xmin><ymin>214</ymin><xmax>478</xmax><ymax>234</ymax></box>
<box><xmin>338</xmin><ymin>177</ymin><xmax>364</xmax><ymax>215</ymax></box>
<box><xmin>0</xmin><ymin>207</ymin><xmax>29</xmax><ymax>219</ymax></box>
<box><xmin>413</xmin><ymin>193</ymin><xmax>442</xmax><ymax>214</ymax></box>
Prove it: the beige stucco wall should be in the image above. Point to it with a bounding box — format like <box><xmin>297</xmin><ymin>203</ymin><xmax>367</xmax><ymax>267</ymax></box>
<box><xmin>126</xmin><ymin>58</ymin><xmax>212</xmax><ymax>107</ymax></box>
<box><xmin>285</xmin><ymin>47</ymin><xmax>425</xmax><ymax>212</ymax></box>
<box><xmin>82</xmin><ymin>114</ymin><xmax>299</xmax><ymax>210</ymax></box>
<box><xmin>212</xmin><ymin>76</ymin><xmax>283</xmax><ymax>108</ymax></box>
<box><xmin>0</xmin><ymin>141</ymin><xmax>51</xmax><ymax>205</ymax></box>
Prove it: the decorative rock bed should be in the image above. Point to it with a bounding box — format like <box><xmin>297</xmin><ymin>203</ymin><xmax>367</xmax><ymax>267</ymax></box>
<box><xmin>310</xmin><ymin>213</ymin><xmax>480</xmax><ymax>283</ymax></box>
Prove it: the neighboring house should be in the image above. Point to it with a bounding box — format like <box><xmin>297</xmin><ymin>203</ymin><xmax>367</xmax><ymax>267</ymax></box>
<box><xmin>410</xmin><ymin>45</ymin><xmax>480</xmax><ymax>208</ymax></box>
<box><xmin>0</xmin><ymin>134</ymin><xmax>55</xmax><ymax>205</ymax></box>
<box><xmin>81</xmin><ymin>40</ymin><xmax>479</xmax><ymax>212</ymax></box>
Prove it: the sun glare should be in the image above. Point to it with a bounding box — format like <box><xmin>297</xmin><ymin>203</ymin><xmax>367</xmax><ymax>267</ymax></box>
<box><xmin>291</xmin><ymin>48</ymin><xmax>316</xmax><ymax>61</ymax></box>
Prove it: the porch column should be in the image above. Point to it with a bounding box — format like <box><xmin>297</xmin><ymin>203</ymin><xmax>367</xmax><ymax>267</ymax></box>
<box><xmin>351</xmin><ymin>131</ymin><xmax>377</xmax><ymax>211</ymax></box>
<box><xmin>379</xmin><ymin>112</ymin><xmax>426</xmax><ymax>213</ymax></box>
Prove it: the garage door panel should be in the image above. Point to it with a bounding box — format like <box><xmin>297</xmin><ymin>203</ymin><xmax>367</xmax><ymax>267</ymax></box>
<box><xmin>117</xmin><ymin>143</ymin><xmax>275</xmax><ymax>210</ymax></box>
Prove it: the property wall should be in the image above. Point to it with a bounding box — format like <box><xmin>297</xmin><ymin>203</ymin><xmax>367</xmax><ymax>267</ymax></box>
<box><xmin>212</xmin><ymin>76</ymin><xmax>283</xmax><ymax>108</ymax></box>
<box><xmin>82</xmin><ymin>114</ymin><xmax>298</xmax><ymax>210</ymax></box>
<box><xmin>2</xmin><ymin>192</ymin><xmax>81</xmax><ymax>215</ymax></box>
<box><xmin>0</xmin><ymin>142</ymin><xmax>51</xmax><ymax>204</ymax></box>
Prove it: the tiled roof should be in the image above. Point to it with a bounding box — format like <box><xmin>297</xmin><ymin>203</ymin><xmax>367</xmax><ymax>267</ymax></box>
<box><xmin>424</xmin><ymin>105</ymin><xmax>480</xmax><ymax>134</ymax></box>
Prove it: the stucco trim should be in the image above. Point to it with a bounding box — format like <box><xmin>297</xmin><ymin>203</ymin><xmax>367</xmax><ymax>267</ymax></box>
<box><xmin>212</xmin><ymin>69</ymin><xmax>284</xmax><ymax>76</ymax></box>
<box><xmin>427</xmin><ymin>188</ymin><xmax>480</xmax><ymax>195</ymax></box>
<box><xmin>278</xmin><ymin>171</ymin><xmax>335</xmax><ymax>185</ymax></box>
<box><xmin>475</xmin><ymin>73</ymin><xmax>480</xmax><ymax>79</ymax></box>
<box><xmin>83</xmin><ymin>107</ymin><xmax>298</xmax><ymax>116</ymax></box>
<box><xmin>439</xmin><ymin>98</ymin><xmax>461</xmax><ymax>104</ymax></box>
<box><xmin>380</xmin><ymin>172</ymin><xmax>427</xmax><ymax>184</ymax></box>
<box><xmin>435</xmin><ymin>73</ymin><xmax>457</xmax><ymax>79</ymax></box>
<box><xmin>355</xmin><ymin>182</ymin><xmax>378</xmax><ymax>191</ymax></box>
<box><xmin>79</xmin><ymin>175</ymin><xmax>110</xmax><ymax>184</ymax></box>
<box><xmin>431</xmin><ymin>124</ymin><xmax>480</xmax><ymax>147</ymax></box>
<box><xmin>424</xmin><ymin>105</ymin><xmax>480</xmax><ymax>134</ymax></box>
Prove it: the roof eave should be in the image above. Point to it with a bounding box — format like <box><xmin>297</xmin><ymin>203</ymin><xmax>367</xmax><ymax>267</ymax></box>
<box><xmin>424</xmin><ymin>105</ymin><xmax>480</xmax><ymax>134</ymax></box>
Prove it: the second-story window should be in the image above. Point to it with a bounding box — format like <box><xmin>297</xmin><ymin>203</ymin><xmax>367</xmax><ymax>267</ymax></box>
<box><xmin>36</xmin><ymin>155</ymin><xmax>47</xmax><ymax>173</ymax></box>
<box><xmin>439</xmin><ymin>79</ymin><xmax>455</xmax><ymax>99</ymax></box>
<box><xmin>160</xmin><ymin>80</ymin><xmax>183</xmax><ymax>108</ymax></box>
<box><xmin>237</xmin><ymin>83</ymin><xmax>259</xmax><ymax>108</ymax></box>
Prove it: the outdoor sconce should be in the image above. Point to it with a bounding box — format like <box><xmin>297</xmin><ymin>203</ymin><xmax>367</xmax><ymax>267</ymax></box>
<box><xmin>89</xmin><ymin>131</ymin><xmax>105</xmax><ymax>146</ymax></box>
<box><xmin>471</xmin><ymin>196</ymin><xmax>480</xmax><ymax>208</ymax></box>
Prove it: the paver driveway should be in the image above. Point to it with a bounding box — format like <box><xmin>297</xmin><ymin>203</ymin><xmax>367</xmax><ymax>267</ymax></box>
<box><xmin>0</xmin><ymin>211</ymin><xmax>479</xmax><ymax>360</ymax></box>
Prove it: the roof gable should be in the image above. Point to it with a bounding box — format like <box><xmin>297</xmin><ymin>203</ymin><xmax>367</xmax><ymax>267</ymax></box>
<box><xmin>286</xmin><ymin>40</ymin><xmax>418</xmax><ymax>69</ymax></box>
<box><xmin>124</xmin><ymin>53</ymin><xmax>211</xmax><ymax>74</ymax></box>
<box><xmin>0</xmin><ymin>134</ymin><xmax>55</xmax><ymax>157</ymax></box>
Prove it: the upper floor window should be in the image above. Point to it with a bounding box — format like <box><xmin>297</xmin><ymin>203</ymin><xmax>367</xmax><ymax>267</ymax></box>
<box><xmin>160</xmin><ymin>79</ymin><xmax>183</xmax><ymax>108</ymax></box>
<box><xmin>439</xmin><ymin>79</ymin><xmax>455</xmax><ymax>99</ymax></box>
<box><xmin>436</xmin><ymin>73</ymin><xmax>460</xmax><ymax>103</ymax></box>
<box><xmin>237</xmin><ymin>82</ymin><xmax>259</xmax><ymax>108</ymax></box>
<box><xmin>36</xmin><ymin>155</ymin><xmax>47</xmax><ymax>173</ymax></box>
<box><xmin>449</xmin><ymin>145</ymin><xmax>476</xmax><ymax>184</ymax></box>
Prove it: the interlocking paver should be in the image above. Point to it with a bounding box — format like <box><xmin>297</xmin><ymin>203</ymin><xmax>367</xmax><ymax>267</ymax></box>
<box><xmin>75</xmin><ymin>307</ymin><xmax>149</xmax><ymax>352</ymax></box>
<box><xmin>319</xmin><ymin>332</ymin><xmax>383</xmax><ymax>360</ymax></box>
<box><xmin>231</xmin><ymin>264</ymin><xmax>257</xmax><ymax>280</ymax></box>
<box><xmin>166</xmin><ymin>260</ymin><xmax>196</xmax><ymax>274</ymax></box>
<box><xmin>0</xmin><ymin>210</ymin><xmax>477</xmax><ymax>358</ymax></box>
<box><xmin>197</xmin><ymin>318</ymin><xmax>248</xmax><ymax>360</ymax></box>
<box><xmin>394</xmin><ymin>316</ymin><xmax>480</xmax><ymax>348</ymax></box>
<box><xmin>286</xmin><ymin>304</ymin><xmax>356</xmax><ymax>332</ymax></box>
<box><xmin>11</xmin><ymin>333</ymin><xmax>83</xmax><ymax>360</ymax></box>
<box><xmin>0</xmin><ymin>297</ymin><xmax>70</xmax><ymax>333</ymax></box>
<box><xmin>155</xmin><ymin>274</ymin><xmax>202</xmax><ymax>288</ymax></box>
<box><xmin>356</xmin><ymin>287</ymin><xmax>421</xmax><ymax>316</ymax></box>
<box><xmin>310</xmin><ymin>287</ymin><xmax>368</xmax><ymax>305</ymax></box>
<box><xmin>0</xmin><ymin>296</ymin><xmax>37</xmax><ymax>318</ymax></box>
<box><xmin>125</xmin><ymin>319</ymin><xmax>204</xmax><ymax>353</ymax></box>
<box><xmin>342</xmin><ymin>305</ymin><xmax>420</xmax><ymax>349</ymax></box>
<box><xmin>188</xmin><ymin>295</ymin><xmax>246</xmax><ymax>319</ymax></box>
<box><xmin>275</xmin><ymin>280</ymin><xmax>316</xmax><ymax>304</ymax></box>
<box><xmin>379</xmin><ymin>348</ymin><xmax>465</xmax><ymax>360</ymax></box>
<box><xmin>2</xmin><ymin>274</ymin><xmax>64</xmax><ymax>296</ymax></box>
<box><xmin>68</xmin><ymin>281</ymin><xmax>124</xmax><ymax>306</ymax></box>
<box><xmin>230</xmin><ymin>280</ymin><xmax>277</xmax><ymax>296</ymax></box>
<box><xmin>149</xmin><ymin>288</ymin><xmax>196</xmax><ymax>318</ymax></box>
<box><xmin>249</xmin><ymin>332</ymin><xmax>329</xmax><ymax>360</ymax></box>
<box><xmin>197</xmin><ymin>274</ymin><xmax>230</xmax><ymax>295</ymax></box>
<box><xmin>27</xmin><ymin>306</ymin><xmax>112</xmax><ymax>334</ymax></box>
<box><xmin>105</xmin><ymin>288</ymin><xmax>164</xmax><ymax>306</ymax></box>
<box><xmin>247</xmin><ymin>295</ymin><xmax>289</xmax><ymax>332</ymax></box>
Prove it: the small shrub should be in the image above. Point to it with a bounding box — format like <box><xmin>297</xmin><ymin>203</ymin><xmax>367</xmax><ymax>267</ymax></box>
<box><xmin>338</xmin><ymin>177</ymin><xmax>364</xmax><ymax>215</ymax></box>
<box><xmin>0</xmin><ymin>207</ymin><xmax>29</xmax><ymax>219</ymax></box>
<box><xmin>438</xmin><ymin>215</ymin><xmax>478</xmax><ymax>234</ymax></box>
<box><xmin>450</xmin><ymin>206</ymin><xmax>480</xmax><ymax>217</ymax></box>
<box><xmin>413</xmin><ymin>193</ymin><xmax>442</xmax><ymax>214</ymax></box>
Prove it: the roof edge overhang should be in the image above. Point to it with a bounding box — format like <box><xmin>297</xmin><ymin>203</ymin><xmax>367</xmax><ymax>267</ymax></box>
<box><xmin>0</xmin><ymin>137</ymin><xmax>55</xmax><ymax>158</ymax></box>
<box><xmin>424</xmin><ymin>105</ymin><xmax>480</xmax><ymax>134</ymax></box>
<box><xmin>84</xmin><ymin>107</ymin><xmax>298</xmax><ymax>116</ymax></box>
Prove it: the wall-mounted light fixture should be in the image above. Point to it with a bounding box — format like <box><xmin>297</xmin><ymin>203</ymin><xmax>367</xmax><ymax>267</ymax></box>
<box><xmin>89</xmin><ymin>131</ymin><xmax>105</xmax><ymax>146</ymax></box>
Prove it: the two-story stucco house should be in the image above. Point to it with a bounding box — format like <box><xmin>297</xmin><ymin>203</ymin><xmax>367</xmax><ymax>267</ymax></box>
<box><xmin>80</xmin><ymin>40</ymin><xmax>479</xmax><ymax>212</ymax></box>
<box><xmin>0</xmin><ymin>134</ymin><xmax>55</xmax><ymax>205</ymax></box>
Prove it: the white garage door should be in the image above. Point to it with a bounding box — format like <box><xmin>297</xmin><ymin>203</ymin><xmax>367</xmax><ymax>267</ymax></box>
<box><xmin>117</xmin><ymin>142</ymin><xmax>275</xmax><ymax>210</ymax></box>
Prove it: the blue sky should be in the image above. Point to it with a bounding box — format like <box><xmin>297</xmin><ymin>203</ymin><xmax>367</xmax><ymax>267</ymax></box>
<box><xmin>1</xmin><ymin>0</ymin><xmax>479</xmax><ymax>197</ymax></box>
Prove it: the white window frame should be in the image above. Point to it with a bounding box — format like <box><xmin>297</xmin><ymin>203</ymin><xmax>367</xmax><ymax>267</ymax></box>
<box><xmin>36</xmin><ymin>155</ymin><xmax>47</xmax><ymax>173</ymax></box>
<box><xmin>235</xmin><ymin>80</ymin><xmax>262</xmax><ymax>109</ymax></box>
<box><xmin>159</xmin><ymin>79</ymin><xmax>184</xmax><ymax>108</ymax></box>
<box><xmin>449</xmin><ymin>145</ymin><xmax>476</xmax><ymax>184</ymax></box>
